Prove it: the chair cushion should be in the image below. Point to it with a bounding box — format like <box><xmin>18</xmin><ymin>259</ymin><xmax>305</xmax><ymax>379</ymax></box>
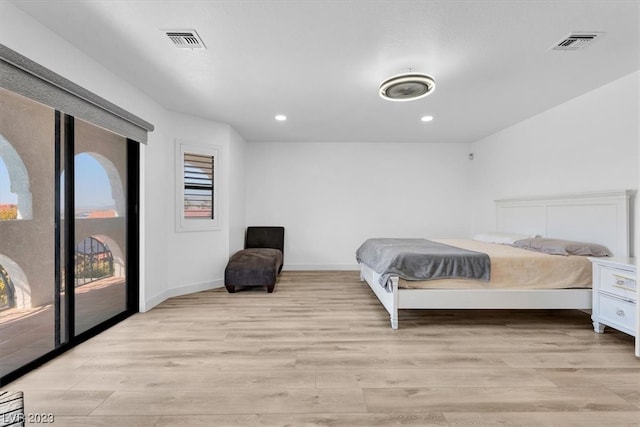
<box><xmin>225</xmin><ymin>248</ymin><xmax>283</xmax><ymax>286</ymax></box>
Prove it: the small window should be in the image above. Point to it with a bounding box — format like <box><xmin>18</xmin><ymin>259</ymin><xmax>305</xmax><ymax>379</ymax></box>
<box><xmin>175</xmin><ymin>141</ymin><xmax>220</xmax><ymax>231</ymax></box>
<box><xmin>184</xmin><ymin>152</ymin><xmax>214</xmax><ymax>219</ymax></box>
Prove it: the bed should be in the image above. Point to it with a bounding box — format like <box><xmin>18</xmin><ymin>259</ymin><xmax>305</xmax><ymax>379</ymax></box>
<box><xmin>358</xmin><ymin>190</ymin><xmax>633</xmax><ymax>329</ymax></box>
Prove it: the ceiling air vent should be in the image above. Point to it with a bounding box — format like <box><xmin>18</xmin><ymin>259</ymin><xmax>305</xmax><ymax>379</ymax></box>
<box><xmin>552</xmin><ymin>32</ymin><xmax>603</xmax><ymax>51</ymax></box>
<box><xmin>165</xmin><ymin>30</ymin><xmax>206</xmax><ymax>49</ymax></box>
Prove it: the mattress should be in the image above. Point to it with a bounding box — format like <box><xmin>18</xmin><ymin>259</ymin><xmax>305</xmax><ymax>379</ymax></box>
<box><xmin>397</xmin><ymin>239</ymin><xmax>592</xmax><ymax>290</ymax></box>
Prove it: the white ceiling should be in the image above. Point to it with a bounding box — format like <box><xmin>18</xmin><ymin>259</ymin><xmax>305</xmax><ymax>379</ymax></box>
<box><xmin>10</xmin><ymin>0</ymin><xmax>640</xmax><ymax>143</ymax></box>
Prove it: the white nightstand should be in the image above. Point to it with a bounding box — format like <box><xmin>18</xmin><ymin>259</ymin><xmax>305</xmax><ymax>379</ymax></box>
<box><xmin>589</xmin><ymin>257</ymin><xmax>638</xmax><ymax>357</ymax></box>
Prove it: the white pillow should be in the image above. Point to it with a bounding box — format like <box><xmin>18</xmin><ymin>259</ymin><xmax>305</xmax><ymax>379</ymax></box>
<box><xmin>473</xmin><ymin>231</ymin><xmax>540</xmax><ymax>245</ymax></box>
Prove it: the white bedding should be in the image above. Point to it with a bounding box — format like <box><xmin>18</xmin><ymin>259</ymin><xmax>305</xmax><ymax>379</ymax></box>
<box><xmin>397</xmin><ymin>239</ymin><xmax>592</xmax><ymax>290</ymax></box>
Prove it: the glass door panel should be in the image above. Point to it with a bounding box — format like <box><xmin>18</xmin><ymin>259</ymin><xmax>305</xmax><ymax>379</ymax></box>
<box><xmin>0</xmin><ymin>87</ymin><xmax>56</xmax><ymax>377</ymax></box>
<box><xmin>73</xmin><ymin>119</ymin><xmax>128</xmax><ymax>335</ymax></box>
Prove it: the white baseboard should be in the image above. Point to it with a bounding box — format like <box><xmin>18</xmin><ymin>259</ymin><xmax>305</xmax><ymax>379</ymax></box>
<box><xmin>283</xmin><ymin>264</ymin><xmax>360</xmax><ymax>271</ymax></box>
<box><xmin>141</xmin><ymin>279</ymin><xmax>224</xmax><ymax>312</ymax></box>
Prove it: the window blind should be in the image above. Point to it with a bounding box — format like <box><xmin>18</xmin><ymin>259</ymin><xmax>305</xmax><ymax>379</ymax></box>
<box><xmin>183</xmin><ymin>153</ymin><xmax>214</xmax><ymax>219</ymax></box>
<box><xmin>0</xmin><ymin>43</ymin><xmax>153</xmax><ymax>143</ymax></box>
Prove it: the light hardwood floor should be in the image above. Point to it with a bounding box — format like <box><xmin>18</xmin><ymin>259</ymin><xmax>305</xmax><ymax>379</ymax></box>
<box><xmin>5</xmin><ymin>271</ymin><xmax>640</xmax><ymax>426</ymax></box>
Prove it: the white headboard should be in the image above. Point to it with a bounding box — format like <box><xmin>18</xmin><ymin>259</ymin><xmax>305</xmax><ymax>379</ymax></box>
<box><xmin>495</xmin><ymin>190</ymin><xmax>634</xmax><ymax>257</ymax></box>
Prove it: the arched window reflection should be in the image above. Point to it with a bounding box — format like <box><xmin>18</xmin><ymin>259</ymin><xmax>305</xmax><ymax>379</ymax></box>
<box><xmin>0</xmin><ymin>133</ymin><xmax>32</xmax><ymax>220</ymax></box>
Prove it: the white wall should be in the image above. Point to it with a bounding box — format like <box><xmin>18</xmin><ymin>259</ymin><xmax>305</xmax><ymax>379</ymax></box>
<box><xmin>469</xmin><ymin>71</ymin><xmax>639</xmax><ymax>254</ymax></box>
<box><xmin>228</xmin><ymin>127</ymin><xmax>247</xmax><ymax>255</ymax></box>
<box><xmin>246</xmin><ymin>142</ymin><xmax>472</xmax><ymax>269</ymax></box>
<box><xmin>0</xmin><ymin>2</ymin><xmax>238</xmax><ymax>311</ymax></box>
<box><xmin>164</xmin><ymin>112</ymin><xmax>233</xmax><ymax>298</ymax></box>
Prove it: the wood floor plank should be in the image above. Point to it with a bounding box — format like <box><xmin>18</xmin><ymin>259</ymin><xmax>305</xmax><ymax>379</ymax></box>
<box><xmin>363</xmin><ymin>386</ymin><xmax>637</xmax><ymax>413</ymax></box>
<box><xmin>538</xmin><ymin>368</ymin><xmax>640</xmax><ymax>388</ymax></box>
<box><xmin>500</xmin><ymin>352</ymin><xmax>640</xmax><ymax>368</ymax></box>
<box><xmin>608</xmin><ymin>387</ymin><xmax>640</xmax><ymax>409</ymax></box>
<box><xmin>155</xmin><ymin>413</ymin><xmax>448</xmax><ymax>426</ymax></box>
<box><xmin>316</xmin><ymin>368</ymin><xmax>555</xmax><ymax>388</ymax></box>
<box><xmin>77</xmin><ymin>352</ymin><xmax>297</xmax><ymax>371</ymax></box>
<box><xmin>444</xmin><ymin>411</ymin><xmax>640</xmax><ymax>426</ymax></box>
<box><xmin>44</xmin><ymin>416</ymin><xmax>160</xmax><ymax>427</ymax></box>
<box><xmin>296</xmin><ymin>352</ymin><xmax>509</xmax><ymax>369</ymax></box>
<box><xmin>72</xmin><ymin>369</ymin><xmax>315</xmax><ymax>390</ymax></box>
<box><xmin>91</xmin><ymin>388</ymin><xmax>367</xmax><ymax>415</ymax></box>
<box><xmin>3</xmin><ymin>369</ymin><xmax>90</xmax><ymax>390</ymax></box>
<box><xmin>22</xmin><ymin>390</ymin><xmax>113</xmax><ymax>416</ymax></box>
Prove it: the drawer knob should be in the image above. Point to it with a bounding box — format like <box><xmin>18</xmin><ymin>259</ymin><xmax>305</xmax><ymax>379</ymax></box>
<box><xmin>616</xmin><ymin>309</ymin><xmax>625</xmax><ymax>316</ymax></box>
<box><xmin>616</xmin><ymin>279</ymin><xmax>625</xmax><ymax>286</ymax></box>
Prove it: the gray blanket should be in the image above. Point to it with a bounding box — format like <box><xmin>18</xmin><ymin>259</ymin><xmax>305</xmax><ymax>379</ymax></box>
<box><xmin>356</xmin><ymin>238</ymin><xmax>491</xmax><ymax>291</ymax></box>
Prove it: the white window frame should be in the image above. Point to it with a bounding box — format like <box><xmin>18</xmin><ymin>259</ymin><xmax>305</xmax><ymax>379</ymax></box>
<box><xmin>175</xmin><ymin>140</ymin><xmax>220</xmax><ymax>232</ymax></box>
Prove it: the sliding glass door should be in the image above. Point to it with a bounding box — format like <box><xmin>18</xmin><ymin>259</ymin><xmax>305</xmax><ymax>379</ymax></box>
<box><xmin>0</xmin><ymin>87</ymin><xmax>139</xmax><ymax>384</ymax></box>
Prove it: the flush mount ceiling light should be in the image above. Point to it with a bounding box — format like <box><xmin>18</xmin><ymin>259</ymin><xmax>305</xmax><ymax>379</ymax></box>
<box><xmin>275</xmin><ymin>114</ymin><xmax>287</xmax><ymax>121</ymax></box>
<box><xmin>379</xmin><ymin>72</ymin><xmax>435</xmax><ymax>102</ymax></box>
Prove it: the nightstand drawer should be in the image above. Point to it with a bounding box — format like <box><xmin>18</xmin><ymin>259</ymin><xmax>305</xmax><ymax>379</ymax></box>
<box><xmin>599</xmin><ymin>266</ymin><xmax>636</xmax><ymax>301</ymax></box>
<box><xmin>596</xmin><ymin>293</ymin><xmax>636</xmax><ymax>334</ymax></box>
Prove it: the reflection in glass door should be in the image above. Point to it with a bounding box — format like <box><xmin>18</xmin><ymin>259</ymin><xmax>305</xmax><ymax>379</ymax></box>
<box><xmin>0</xmin><ymin>87</ymin><xmax>56</xmax><ymax>377</ymax></box>
<box><xmin>73</xmin><ymin>119</ymin><xmax>128</xmax><ymax>335</ymax></box>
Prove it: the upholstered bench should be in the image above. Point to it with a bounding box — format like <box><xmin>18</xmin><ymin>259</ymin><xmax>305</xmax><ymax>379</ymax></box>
<box><xmin>224</xmin><ymin>226</ymin><xmax>284</xmax><ymax>293</ymax></box>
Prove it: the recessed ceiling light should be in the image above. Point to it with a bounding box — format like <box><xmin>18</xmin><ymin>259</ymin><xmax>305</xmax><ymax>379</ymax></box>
<box><xmin>379</xmin><ymin>72</ymin><xmax>435</xmax><ymax>102</ymax></box>
<box><xmin>421</xmin><ymin>115</ymin><xmax>434</xmax><ymax>122</ymax></box>
<box><xmin>275</xmin><ymin>115</ymin><xmax>287</xmax><ymax>121</ymax></box>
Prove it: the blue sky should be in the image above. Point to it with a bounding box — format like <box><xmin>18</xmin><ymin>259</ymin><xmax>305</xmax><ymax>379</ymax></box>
<box><xmin>0</xmin><ymin>157</ymin><xmax>16</xmax><ymax>204</ymax></box>
<box><xmin>1</xmin><ymin>153</ymin><xmax>113</xmax><ymax>209</ymax></box>
<box><xmin>73</xmin><ymin>153</ymin><xmax>114</xmax><ymax>209</ymax></box>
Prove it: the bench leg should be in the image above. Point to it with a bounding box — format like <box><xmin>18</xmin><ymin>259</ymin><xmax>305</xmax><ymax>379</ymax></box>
<box><xmin>225</xmin><ymin>284</ymin><xmax>236</xmax><ymax>293</ymax></box>
<box><xmin>267</xmin><ymin>283</ymin><xmax>275</xmax><ymax>293</ymax></box>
